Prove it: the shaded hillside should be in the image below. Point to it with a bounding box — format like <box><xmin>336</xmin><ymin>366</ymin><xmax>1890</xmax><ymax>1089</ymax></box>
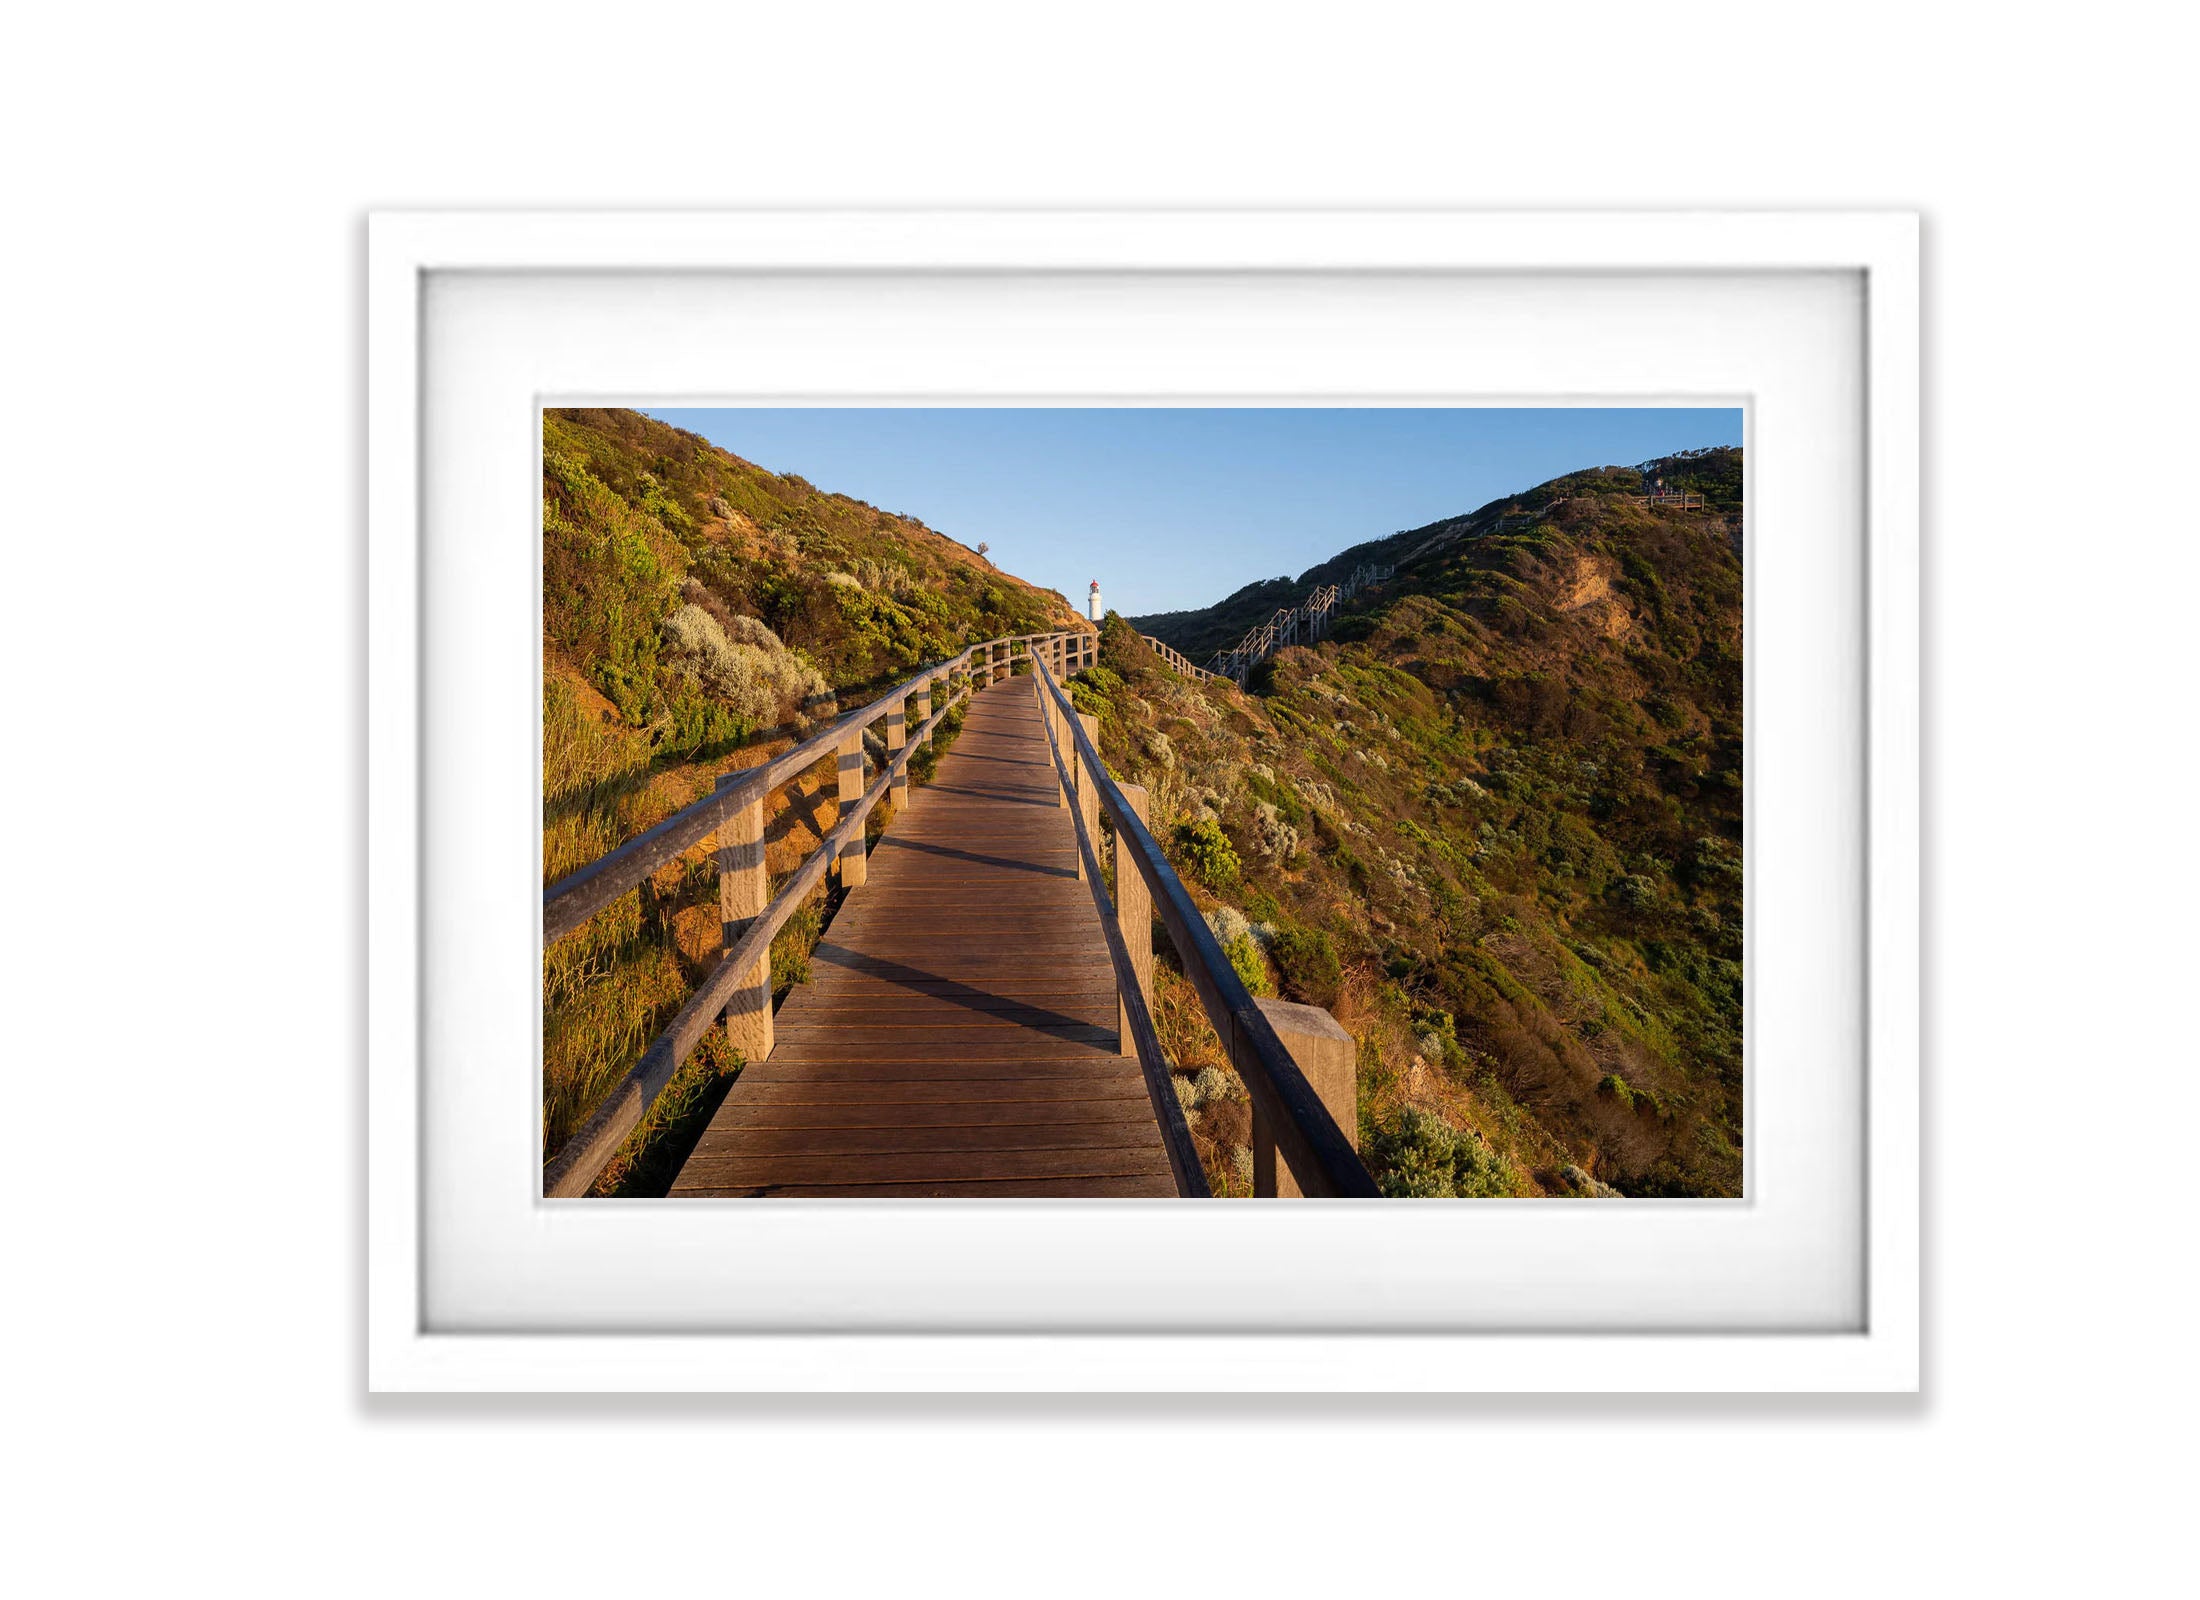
<box><xmin>1081</xmin><ymin>451</ymin><xmax>1743</xmax><ymax>1197</ymax></box>
<box><xmin>541</xmin><ymin>407</ymin><xmax>1084</xmax><ymax>1190</ymax></box>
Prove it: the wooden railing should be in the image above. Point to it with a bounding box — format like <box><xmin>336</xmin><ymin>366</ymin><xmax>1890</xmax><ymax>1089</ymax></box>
<box><xmin>541</xmin><ymin>626</ymin><xmax>1098</xmax><ymax>1196</ymax></box>
<box><xmin>1140</xmin><ymin>634</ymin><xmax>1224</xmax><ymax>684</ymax></box>
<box><xmin>1029</xmin><ymin>655</ymin><xmax>1380</xmax><ymax>1198</ymax></box>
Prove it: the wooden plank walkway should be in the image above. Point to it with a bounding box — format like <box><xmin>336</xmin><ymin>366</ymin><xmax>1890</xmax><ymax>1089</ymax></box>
<box><xmin>671</xmin><ymin>674</ymin><xmax>1176</xmax><ymax>1197</ymax></box>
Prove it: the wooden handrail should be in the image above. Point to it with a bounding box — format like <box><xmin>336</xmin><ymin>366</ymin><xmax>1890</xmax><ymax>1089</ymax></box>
<box><xmin>1031</xmin><ymin>684</ymin><xmax>1209</xmax><ymax>1195</ymax></box>
<box><xmin>543</xmin><ymin>682</ymin><xmax>974</xmax><ymax>1195</ymax></box>
<box><xmin>1031</xmin><ymin>656</ymin><xmax>1380</xmax><ymax>1198</ymax></box>
<box><xmin>547</xmin><ymin>658</ymin><xmax>960</xmax><ymax>943</ymax></box>
<box><xmin>544</xmin><ymin>630</ymin><xmax>1096</xmax><ymax>942</ymax></box>
<box><xmin>541</xmin><ymin>624</ymin><xmax>1095</xmax><ymax>1196</ymax></box>
<box><xmin>1139</xmin><ymin>634</ymin><xmax>1223</xmax><ymax>684</ymax></box>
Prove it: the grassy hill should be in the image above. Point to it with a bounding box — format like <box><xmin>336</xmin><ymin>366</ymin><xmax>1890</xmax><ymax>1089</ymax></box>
<box><xmin>1094</xmin><ymin>447</ymin><xmax>1744</xmax><ymax>1196</ymax></box>
<box><xmin>541</xmin><ymin>408</ymin><xmax>1084</xmax><ymax>1190</ymax></box>
<box><xmin>1132</xmin><ymin>447</ymin><xmax>1741</xmax><ymax>668</ymax></box>
<box><xmin>546</xmin><ymin>406</ymin><xmax>1078</xmax><ymax>754</ymax></box>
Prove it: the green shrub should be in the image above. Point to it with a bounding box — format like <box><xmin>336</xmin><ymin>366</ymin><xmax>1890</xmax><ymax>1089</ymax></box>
<box><xmin>656</xmin><ymin>687</ymin><xmax>746</xmax><ymax>759</ymax></box>
<box><xmin>1071</xmin><ymin>663</ymin><xmax>1124</xmax><ymax>699</ymax></box>
<box><xmin>659</xmin><ymin>603</ymin><xmax>833</xmax><ymax>731</ymax></box>
<box><xmin>1683</xmin><ymin>835</ymin><xmax>1743</xmax><ymax>890</ymax></box>
<box><xmin>542</xmin><ymin>444</ymin><xmax>686</xmax><ymax>723</ymax></box>
<box><xmin>1067</xmin><ymin>675</ymin><xmax>1112</xmax><ymax>718</ymax></box>
<box><xmin>1268</xmin><ymin>924</ymin><xmax>1341</xmax><ymax>1007</ymax></box>
<box><xmin>1223</xmin><ymin>931</ymin><xmax>1272</xmax><ymax>997</ymax></box>
<box><xmin>1174</xmin><ymin>815</ymin><xmax>1241</xmax><ymax>889</ymax></box>
<box><xmin>1364</xmin><ymin>1108</ymin><xmax>1514</xmax><ymax>1198</ymax></box>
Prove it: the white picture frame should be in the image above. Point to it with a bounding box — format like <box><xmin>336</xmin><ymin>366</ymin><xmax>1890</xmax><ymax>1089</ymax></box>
<box><xmin>368</xmin><ymin>210</ymin><xmax>1917</xmax><ymax>1392</ymax></box>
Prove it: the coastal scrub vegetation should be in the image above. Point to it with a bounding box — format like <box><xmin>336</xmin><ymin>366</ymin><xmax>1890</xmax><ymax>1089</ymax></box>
<box><xmin>541</xmin><ymin>408</ymin><xmax>1078</xmax><ymax>1190</ymax></box>
<box><xmin>1116</xmin><ymin>447</ymin><xmax>1743</xmax><ymax>1196</ymax></box>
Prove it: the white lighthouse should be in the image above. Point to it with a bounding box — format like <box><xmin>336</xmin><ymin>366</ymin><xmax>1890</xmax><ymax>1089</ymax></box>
<box><xmin>1087</xmin><ymin>579</ymin><xmax>1103</xmax><ymax>622</ymax></box>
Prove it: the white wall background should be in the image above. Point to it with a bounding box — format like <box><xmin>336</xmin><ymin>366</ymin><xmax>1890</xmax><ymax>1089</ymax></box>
<box><xmin>4</xmin><ymin>3</ymin><xmax>2190</xmax><ymax>1594</ymax></box>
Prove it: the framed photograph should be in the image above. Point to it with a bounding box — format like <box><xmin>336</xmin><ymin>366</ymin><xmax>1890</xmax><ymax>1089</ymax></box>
<box><xmin>368</xmin><ymin>210</ymin><xmax>1917</xmax><ymax>1390</ymax></box>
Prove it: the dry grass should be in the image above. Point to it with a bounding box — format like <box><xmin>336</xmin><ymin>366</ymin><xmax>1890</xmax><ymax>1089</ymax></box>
<box><xmin>1146</xmin><ymin>959</ymin><xmax>1260</xmax><ymax>1196</ymax></box>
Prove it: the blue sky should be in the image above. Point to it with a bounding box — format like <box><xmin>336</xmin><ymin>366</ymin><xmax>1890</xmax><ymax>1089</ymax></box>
<box><xmin>645</xmin><ymin>407</ymin><xmax>1742</xmax><ymax>618</ymax></box>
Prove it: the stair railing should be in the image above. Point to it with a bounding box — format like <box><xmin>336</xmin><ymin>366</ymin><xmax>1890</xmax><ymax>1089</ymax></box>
<box><xmin>1202</xmin><ymin>561</ymin><xmax>1393</xmax><ymax>683</ymax></box>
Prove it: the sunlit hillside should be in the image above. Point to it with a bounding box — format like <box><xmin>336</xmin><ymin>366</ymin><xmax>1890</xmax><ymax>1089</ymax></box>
<box><xmin>1119</xmin><ymin>449</ymin><xmax>1743</xmax><ymax>1195</ymax></box>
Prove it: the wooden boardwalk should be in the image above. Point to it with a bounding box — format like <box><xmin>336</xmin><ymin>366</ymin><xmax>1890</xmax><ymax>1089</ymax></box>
<box><xmin>671</xmin><ymin>675</ymin><xmax>1176</xmax><ymax>1197</ymax></box>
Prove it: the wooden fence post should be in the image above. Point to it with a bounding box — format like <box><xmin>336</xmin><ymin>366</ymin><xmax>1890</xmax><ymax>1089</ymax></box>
<box><xmin>1114</xmin><ymin>782</ymin><xmax>1152</xmax><ymax>1058</ymax></box>
<box><xmin>1073</xmin><ymin>712</ymin><xmax>1100</xmax><ymax>882</ymax></box>
<box><xmin>714</xmin><ymin>773</ymin><xmax>773</xmax><ymax>1064</ymax></box>
<box><xmin>913</xmin><ymin>676</ymin><xmax>932</xmax><ymax>755</ymax></box>
<box><xmin>1248</xmin><ymin>998</ymin><xmax>1357</xmax><ymax>1198</ymax></box>
<box><xmin>1053</xmin><ymin>686</ymin><xmax>1071</xmax><ymax>807</ymax></box>
<box><xmin>886</xmin><ymin>696</ymin><xmax>909</xmax><ymax>815</ymax></box>
<box><xmin>836</xmin><ymin>727</ymin><xmax>867</xmax><ymax>889</ymax></box>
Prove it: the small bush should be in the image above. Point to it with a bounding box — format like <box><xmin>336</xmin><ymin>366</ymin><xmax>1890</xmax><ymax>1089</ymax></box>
<box><xmin>1205</xmin><ymin>903</ymin><xmax>1254</xmax><ymax>950</ymax></box>
<box><xmin>1183</xmin><ymin>1064</ymin><xmax>1239</xmax><ymax>1109</ymax></box>
<box><xmin>1363</xmin><ymin>1107</ymin><xmax>1515</xmax><ymax>1198</ymax></box>
<box><xmin>1267</xmin><ymin>924</ymin><xmax>1341</xmax><ymax>1007</ymax></box>
<box><xmin>660</xmin><ymin>603</ymin><xmax>833</xmax><ymax>730</ymax></box>
<box><xmin>1071</xmin><ymin>663</ymin><xmax>1125</xmax><ymax>701</ymax></box>
<box><xmin>1067</xmin><ymin>676</ymin><xmax>1112</xmax><ymax>718</ymax></box>
<box><xmin>1223</xmin><ymin>931</ymin><xmax>1272</xmax><ymax>996</ymax></box>
<box><xmin>1683</xmin><ymin>834</ymin><xmax>1743</xmax><ymax>890</ymax></box>
<box><xmin>1175</xmin><ymin>815</ymin><xmax>1241</xmax><ymax>889</ymax></box>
